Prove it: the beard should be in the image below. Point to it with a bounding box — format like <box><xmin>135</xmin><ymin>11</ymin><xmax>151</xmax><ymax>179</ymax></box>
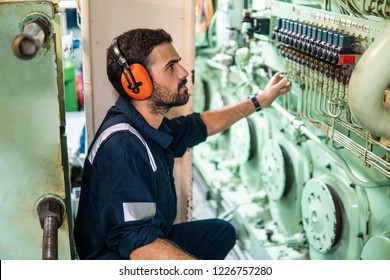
<box><xmin>149</xmin><ymin>79</ymin><xmax>190</xmax><ymax>115</ymax></box>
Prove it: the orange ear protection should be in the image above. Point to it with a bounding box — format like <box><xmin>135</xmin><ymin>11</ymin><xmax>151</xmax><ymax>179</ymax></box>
<box><xmin>110</xmin><ymin>38</ymin><xmax>153</xmax><ymax>100</ymax></box>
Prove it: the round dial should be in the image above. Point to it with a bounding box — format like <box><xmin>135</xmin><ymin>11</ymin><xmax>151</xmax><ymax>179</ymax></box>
<box><xmin>301</xmin><ymin>178</ymin><xmax>343</xmax><ymax>253</ymax></box>
<box><xmin>230</xmin><ymin>118</ymin><xmax>252</xmax><ymax>165</ymax></box>
<box><xmin>260</xmin><ymin>140</ymin><xmax>292</xmax><ymax>200</ymax></box>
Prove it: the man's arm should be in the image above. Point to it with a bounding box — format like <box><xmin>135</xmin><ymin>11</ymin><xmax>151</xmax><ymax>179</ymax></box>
<box><xmin>129</xmin><ymin>238</ymin><xmax>197</xmax><ymax>260</ymax></box>
<box><xmin>200</xmin><ymin>72</ymin><xmax>290</xmax><ymax>136</ymax></box>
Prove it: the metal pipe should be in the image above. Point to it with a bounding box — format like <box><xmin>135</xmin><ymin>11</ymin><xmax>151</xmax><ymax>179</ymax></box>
<box><xmin>12</xmin><ymin>15</ymin><xmax>52</xmax><ymax>60</ymax></box>
<box><xmin>36</xmin><ymin>196</ymin><xmax>65</xmax><ymax>260</ymax></box>
<box><xmin>348</xmin><ymin>24</ymin><xmax>390</xmax><ymax>139</ymax></box>
<box><xmin>42</xmin><ymin>216</ymin><xmax>59</xmax><ymax>260</ymax></box>
<box><xmin>271</xmin><ymin>102</ymin><xmax>390</xmax><ymax>188</ymax></box>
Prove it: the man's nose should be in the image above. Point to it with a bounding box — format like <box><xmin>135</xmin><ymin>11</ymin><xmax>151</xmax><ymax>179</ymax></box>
<box><xmin>178</xmin><ymin>64</ymin><xmax>189</xmax><ymax>80</ymax></box>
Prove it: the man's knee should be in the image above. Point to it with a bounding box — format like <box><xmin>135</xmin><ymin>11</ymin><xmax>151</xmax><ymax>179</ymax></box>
<box><xmin>210</xmin><ymin>218</ymin><xmax>236</xmax><ymax>248</ymax></box>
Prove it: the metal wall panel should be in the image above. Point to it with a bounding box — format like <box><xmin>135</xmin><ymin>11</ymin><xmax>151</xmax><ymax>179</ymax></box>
<box><xmin>0</xmin><ymin>0</ymin><xmax>72</xmax><ymax>259</ymax></box>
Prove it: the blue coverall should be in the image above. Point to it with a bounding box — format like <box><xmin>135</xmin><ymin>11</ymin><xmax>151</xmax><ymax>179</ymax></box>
<box><xmin>74</xmin><ymin>96</ymin><xmax>236</xmax><ymax>259</ymax></box>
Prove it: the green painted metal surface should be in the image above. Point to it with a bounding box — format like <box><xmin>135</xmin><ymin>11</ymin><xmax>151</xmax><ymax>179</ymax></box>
<box><xmin>0</xmin><ymin>0</ymin><xmax>72</xmax><ymax>259</ymax></box>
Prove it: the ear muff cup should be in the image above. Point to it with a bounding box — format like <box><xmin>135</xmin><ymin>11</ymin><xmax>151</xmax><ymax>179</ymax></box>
<box><xmin>121</xmin><ymin>63</ymin><xmax>153</xmax><ymax>100</ymax></box>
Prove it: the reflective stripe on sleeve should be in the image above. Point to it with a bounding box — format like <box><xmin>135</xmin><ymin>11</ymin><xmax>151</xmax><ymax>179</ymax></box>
<box><xmin>122</xmin><ymin>202</ymin><xmax>156</xmax><ymax>222</ymax></box>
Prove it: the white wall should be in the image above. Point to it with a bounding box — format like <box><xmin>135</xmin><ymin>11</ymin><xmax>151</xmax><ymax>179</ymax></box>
<box><xmin>81</xmin><ymin>0</ymin><xmax>196</xmax><ymax>222</ymax></box>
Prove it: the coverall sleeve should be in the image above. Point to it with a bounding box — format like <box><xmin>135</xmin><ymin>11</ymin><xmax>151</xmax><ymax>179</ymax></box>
<box><xmin>164</xmin><ymin>112</ymin><xmax>208</xmax><ymax>157</ymax></box>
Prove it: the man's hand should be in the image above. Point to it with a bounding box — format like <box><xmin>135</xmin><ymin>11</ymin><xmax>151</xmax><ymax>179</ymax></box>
<box><xmin>257</xmin><ymin>72</ymin><xmax>290</xmax><ymax>108</ymax></box>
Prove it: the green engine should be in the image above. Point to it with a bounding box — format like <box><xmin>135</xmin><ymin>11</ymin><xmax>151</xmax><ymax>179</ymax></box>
<box><xmin>193</xmin><ymin>0</ymin><xmax>390</xmax><ymax>260</ymax></box>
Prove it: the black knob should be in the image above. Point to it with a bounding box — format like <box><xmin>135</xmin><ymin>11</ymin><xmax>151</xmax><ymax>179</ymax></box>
<box><xmin>266</xmin><ymin>229</ymin><xmax>274</xmax><ymax>242</ymax></box>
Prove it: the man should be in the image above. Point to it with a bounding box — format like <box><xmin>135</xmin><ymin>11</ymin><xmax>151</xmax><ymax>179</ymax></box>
<box><xmin>74</xmin><ymin>28</ymin><xmax>290</xmax><ymax>260</ymax></box>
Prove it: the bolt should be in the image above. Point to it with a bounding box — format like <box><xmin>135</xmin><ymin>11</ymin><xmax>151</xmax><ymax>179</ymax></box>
<box><xmin>37</xmin><ymin>197</ymin><xmax>64</xmax><ymax>229</ymax></box>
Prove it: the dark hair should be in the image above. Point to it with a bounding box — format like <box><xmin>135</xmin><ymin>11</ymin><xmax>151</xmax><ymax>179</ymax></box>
<box><xmin>106</xmin><ymin>28</ymin><xmax>173</xmax><ymax>97</ymax></box>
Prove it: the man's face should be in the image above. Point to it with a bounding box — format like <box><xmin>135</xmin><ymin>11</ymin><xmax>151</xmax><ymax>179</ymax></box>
<box><xmin>148</xmin><ymin>43</ymin><xmax>190</xmax><ymax>114</ymax></box>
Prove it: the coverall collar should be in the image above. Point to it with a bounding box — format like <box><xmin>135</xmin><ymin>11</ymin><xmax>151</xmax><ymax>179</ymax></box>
<box><xmin>115</xmin><ymin>96</ymin><xmax>174</xmax><ymax>149</ymax></box>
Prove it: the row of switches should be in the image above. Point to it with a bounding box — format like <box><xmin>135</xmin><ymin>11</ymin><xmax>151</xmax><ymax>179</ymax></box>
<box><xmin>272</xmin><ymin>18</ymin><xmax>358</xmax><ymax>65</ymax></box>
